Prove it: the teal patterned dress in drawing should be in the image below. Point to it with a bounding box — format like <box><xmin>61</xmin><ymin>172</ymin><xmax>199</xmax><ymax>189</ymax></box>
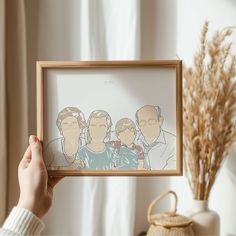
<box><xmin>76</xmin><ymin>143</ymin><xmax>115</xmax><ymax>170</ymax></box>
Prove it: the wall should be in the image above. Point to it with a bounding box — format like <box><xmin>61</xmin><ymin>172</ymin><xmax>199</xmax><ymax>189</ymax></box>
<box><xmin>135</xmin><ymin>1</ymin><xmax>236</xmax><ymax>236</ymax></box>
<box><xmin>175</xmin><ymin>1</ymin><xmax>236</xmax><ymax>236</ymax></box>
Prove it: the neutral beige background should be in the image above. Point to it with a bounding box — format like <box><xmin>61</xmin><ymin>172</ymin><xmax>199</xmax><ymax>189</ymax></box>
<box><xmin>1</xmin><ymin>0</ymin><xmax>236</xmax><ymax>235</ymax></box>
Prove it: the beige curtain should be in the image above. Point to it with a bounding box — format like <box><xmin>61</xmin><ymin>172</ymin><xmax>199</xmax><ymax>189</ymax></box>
<box><xmin>0</xmin><ymin>0</ymin><xmax>7</xmax><ymax>223</ymax></box>
<box><xmin>0</xmin><ymin>0</ymin><xmax>33</xmax><ymax>223</ymax></box>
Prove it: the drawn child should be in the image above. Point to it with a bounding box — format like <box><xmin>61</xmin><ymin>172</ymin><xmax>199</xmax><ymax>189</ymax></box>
<box><xmin>44</xmin><ymin>107</ymin><xmax>86</xmax><ymax>170</ymax></box>
<box><xmin>76</xmin><ymin>110</ymin><xmax>116</xmax><ymax>170</ymax></box>
<box><xmin>110</xmin><ymin>118</ymin><xmax>145</xmax><ymax>170</ymax></box>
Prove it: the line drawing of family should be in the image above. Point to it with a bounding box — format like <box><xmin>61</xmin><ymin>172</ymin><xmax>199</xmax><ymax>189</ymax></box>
<box><xmin>44</xmin><ymin>105</ymin><xmax>176</xmax><ymax>171</ymax></box>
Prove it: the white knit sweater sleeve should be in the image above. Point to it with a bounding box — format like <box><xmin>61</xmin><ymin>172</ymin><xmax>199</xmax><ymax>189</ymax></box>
<box><xmin>0</xmin><ymin>206</ymin><xmax>45</xmax><ymax>235</ymax></box>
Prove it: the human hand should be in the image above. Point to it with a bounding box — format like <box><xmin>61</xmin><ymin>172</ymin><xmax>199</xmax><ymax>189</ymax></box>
<box><xmin>17</xmin><ymin>135</ymin><xmax>63</xmax><ymax>219</ymax></box>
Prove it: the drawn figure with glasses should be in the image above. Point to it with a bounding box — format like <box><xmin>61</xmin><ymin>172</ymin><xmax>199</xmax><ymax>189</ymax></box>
<box><xmin>136</xmin><ymin>105</ymin><xmax>176</xmax><ymax>170</ymax></box>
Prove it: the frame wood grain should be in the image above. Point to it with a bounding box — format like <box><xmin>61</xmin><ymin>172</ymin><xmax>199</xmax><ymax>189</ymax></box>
<box><xmin>37</xmin><ymin>60</ymin><xmax>183</xmax><ymax>176</ymax></box>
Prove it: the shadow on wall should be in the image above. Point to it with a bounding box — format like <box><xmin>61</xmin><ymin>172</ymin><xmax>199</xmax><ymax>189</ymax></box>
<box><xmin>227</xmin><ymin>143</ymin><xmax>236</xmax><ymax>187</ymax></box>
<box><xmin>135</xmin><ymin>0</ymin><xmax>177</xmax><ymax>235</ymax></box>
<box><xmin>140</xmin><ymin>0</ymin><xmax>177</xmax><ymax>59</ymax></box>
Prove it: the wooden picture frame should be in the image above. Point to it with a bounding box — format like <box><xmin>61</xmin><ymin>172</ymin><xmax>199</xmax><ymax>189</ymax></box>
<box><xmin>37</xmin><ymin>60</ymin><xmax>183</xmax><ymax>176</ymax></box>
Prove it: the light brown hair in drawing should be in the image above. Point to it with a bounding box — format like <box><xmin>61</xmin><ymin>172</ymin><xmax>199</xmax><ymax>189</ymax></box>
<box><xmin>56</xmin><ymin>107</ymin><xmax>86</xmax><ymax>132</ymax></box>
<box><xmin>86</xmin><ymin>110</ymin><xmax>112</xmax><ymax>144</ymax></box>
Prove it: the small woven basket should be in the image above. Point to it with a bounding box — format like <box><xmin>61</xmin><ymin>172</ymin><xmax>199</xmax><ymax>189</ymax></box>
<box><xmin>147</xmin><ymin>190</ymin><xmax>194</xmax><ymax>236</ymax></box>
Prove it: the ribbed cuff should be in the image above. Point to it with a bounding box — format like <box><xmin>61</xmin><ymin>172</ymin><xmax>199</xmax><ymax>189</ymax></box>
<box><xmin>3</xmin><ymin>206</ymin><xmax>45</xmax><ymax>235</ymax></box>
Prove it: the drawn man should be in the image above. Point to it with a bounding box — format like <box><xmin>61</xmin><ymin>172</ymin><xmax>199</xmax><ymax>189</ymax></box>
<box><xmin>136</xmin><ymin>105</ymin><xmax>176</xmax><ymax>170</ymax></box>
<box><xmin>109</xmin><ymin>118</ymin><xmax>144</xmax><ymax>170</ymax></box>
<box><xmin>76</xmin><ymin>110</ymin><xmax>116</xmax><ymax>170</ymax></box>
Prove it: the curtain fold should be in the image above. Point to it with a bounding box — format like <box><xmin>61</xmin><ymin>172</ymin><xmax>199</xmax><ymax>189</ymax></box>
<box><xmin>5</xmin><ymin>0</ymin><xmax>29</xmax><ymax>212</ymax></box>
<box><xmin>0</xmin><ymin>0</ymin><xmax>7</xmax><ymax>223</ymax></box>
<box><xmin>0</xmin><ymin>0</ymin><xmax>29</xmax><ymax>223</ymax></box>
<box><xmin>39</xmin><ymin>0</ymin><xmax>140</xmax><ymax>235</ymax></box>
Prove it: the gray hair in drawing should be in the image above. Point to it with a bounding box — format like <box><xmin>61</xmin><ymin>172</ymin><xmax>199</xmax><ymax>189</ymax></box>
<box><xmin>135</xmin><ymin>105</ymin><xmax>162</xmax><ymax>125</ymax></box>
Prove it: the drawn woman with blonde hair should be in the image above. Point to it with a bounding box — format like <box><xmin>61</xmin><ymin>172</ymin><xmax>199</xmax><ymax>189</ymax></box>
<box><xmin>44</xmin><ymin>107</ymin><xmax>86</xmax><ymax>170</ymax></box>
<box><xmin>76</xmin><ymin>110</ymin><xmax>116</xmax><ymax>170</ymax></box>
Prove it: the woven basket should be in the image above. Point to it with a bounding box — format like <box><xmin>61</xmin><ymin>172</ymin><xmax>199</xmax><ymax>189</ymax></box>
<box><xmin>147</xmin><ymin>190</ymin><xmax>194</xmax><ymax>236</ymax></box>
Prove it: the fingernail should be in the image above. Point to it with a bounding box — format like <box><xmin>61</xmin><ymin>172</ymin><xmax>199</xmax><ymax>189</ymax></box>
<box><xmin>29</xmin><ymin>135</ymin><xmax>37</xmax><ymax>145</ymax></box>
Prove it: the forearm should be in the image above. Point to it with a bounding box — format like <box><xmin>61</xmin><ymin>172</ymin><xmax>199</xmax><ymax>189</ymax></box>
<box><xmin>0</xmin><ymin>206</ymin><xmax>45</xmax><ymax>236</ymax></box>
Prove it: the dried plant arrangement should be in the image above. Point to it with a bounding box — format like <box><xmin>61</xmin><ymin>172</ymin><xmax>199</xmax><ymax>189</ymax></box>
<box><xmin>183</xmin><ymin>22</ymin><xmax>236</xmax><ymax>200</ymax></box>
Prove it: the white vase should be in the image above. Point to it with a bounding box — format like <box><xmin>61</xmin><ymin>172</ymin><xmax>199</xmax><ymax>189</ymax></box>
<box><xmin>184</xmin><ymin>200</ymin><xmax>220</xmax><ymax>236</ymax></box>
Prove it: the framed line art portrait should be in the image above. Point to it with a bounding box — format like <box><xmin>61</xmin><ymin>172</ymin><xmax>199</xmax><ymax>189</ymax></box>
<box><xmin>37</xmin><ymin>60</ymin><xmax>183</xmax><ymax>176</ymax></box>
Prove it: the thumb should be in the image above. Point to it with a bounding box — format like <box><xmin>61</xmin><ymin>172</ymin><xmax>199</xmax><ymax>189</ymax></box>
<box><xmin>19</xmin><ymin>146</ymin><xmax>32</xmax><ymax>169</ymax></box>
<box><xmin>29</xmin><ymin>135</ymin><xmax>43</xmax><ymax>163</ymax></box>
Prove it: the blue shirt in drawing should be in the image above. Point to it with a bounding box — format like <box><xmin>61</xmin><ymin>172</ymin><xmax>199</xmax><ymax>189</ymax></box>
<box><xmin>109</xmin><ymin>141</ymin><xmax>144</xmax><ymax>170</ymax></box>
<box><xmin>43</xmin><ymin>137</ymin><xmax>85</xmax><ymax>170</ymax></box>
<box><xmin>76</xmin><ymin>143</ymin><xmax>116</xmax><ymax>170</ymax></box>
<box><xmin>137</xmin><ymin>129</ymin><xmax>176</xmax><ymax>170</ymax></box>
<box><xmin>116</xmin><ymin>146</ymin><xmax>139</xmax><ymax>170</ymax></box>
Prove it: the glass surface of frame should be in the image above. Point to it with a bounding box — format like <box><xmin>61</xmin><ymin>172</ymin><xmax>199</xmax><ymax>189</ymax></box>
<box><xmin>37</xmin><ymin>60</ymin><xmax>183</xmax><ymax>176</ymax></box>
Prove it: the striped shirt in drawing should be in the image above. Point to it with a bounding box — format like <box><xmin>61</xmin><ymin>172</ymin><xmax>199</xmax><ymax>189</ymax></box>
<box><xmin>137</xmin><ymin>129</ymin><xmax>176</xmax><ymax>170</ymax></box>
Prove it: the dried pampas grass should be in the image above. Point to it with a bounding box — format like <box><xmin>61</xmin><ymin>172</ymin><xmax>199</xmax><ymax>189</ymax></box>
<box><xmin>183</xmin><ymin>22</ymin><xmax>236</xmax><ymax>200</ymax></box>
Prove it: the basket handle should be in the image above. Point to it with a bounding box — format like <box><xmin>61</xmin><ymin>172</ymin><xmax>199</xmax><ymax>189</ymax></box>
<box><xmin>147</xmin><ymin>190</ymin><xmax>178</xmax><ymax>224</ymax></box>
